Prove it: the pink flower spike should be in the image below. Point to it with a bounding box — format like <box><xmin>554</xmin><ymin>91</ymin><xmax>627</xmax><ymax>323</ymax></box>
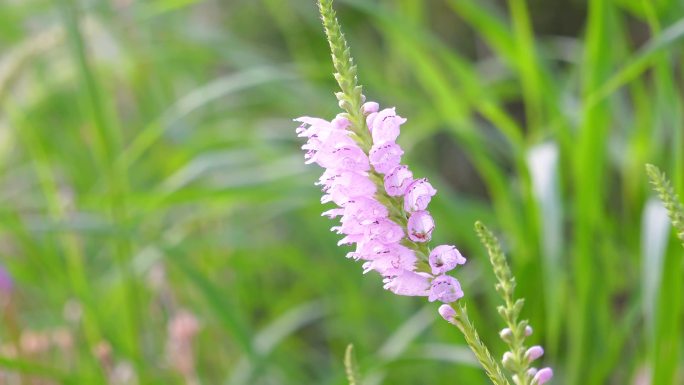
<box><xmin>429</xmin><ymin>245</ymin><xmax>466</xmax><ymax>275</ymax></box>
<box><xmin>428</xmin><ymin>275</ymin><xmax>463</xmax><ymax>303</ymax></box>
<box><xmin>407</xmin><ymin>210</ymin><xmax>435</xmax><ymax>242</ymax></box>
<box><xmin>438</xmin><ymin>304</ymin><xmax>456</xmax><ymax>324</ymax></box>
<box><xmin>384</xmin><ymin>165</ymin><xmax>414</xmax><ymax>196</ymax></box>
<box><xmin>383</xmin><ymin>270</ymin><xmax>431</xmax><ymax>297</ymax></box>
<box><xmin>404</xmin><ymin>178</ymin><xmax>437</xmax><ymax>212</ymax></box>
<box><xmin>532</xmin><ymin>368</ymin><xmax>553</xmax><ymax>385</ymax></box>
<box><xmin>369</xmin><ymin>142</ymin><xmax>404</xmax><ymax>174</ymax></box>
<box><xmin>525</xmin><ymin>346</ymin><xmax>544</xmax><ymax>362</ymax></box>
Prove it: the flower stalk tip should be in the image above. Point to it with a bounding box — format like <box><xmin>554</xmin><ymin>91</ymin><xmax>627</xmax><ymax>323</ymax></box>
<box><xmin>476</xmin><ymin>221</ymin><xmax>552</xmax><ymax>385</ymax></box>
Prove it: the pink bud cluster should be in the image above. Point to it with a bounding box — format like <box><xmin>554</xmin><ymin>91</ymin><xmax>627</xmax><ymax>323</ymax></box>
<box><xmin>295</xmin><ymin>102</ymin><xmax>465</xmax><ymax>303</ymax></box>
<box><xmin>501</xmin><ymin>326</ymin><xmax>553</xmax><ymax>385</ymax></box>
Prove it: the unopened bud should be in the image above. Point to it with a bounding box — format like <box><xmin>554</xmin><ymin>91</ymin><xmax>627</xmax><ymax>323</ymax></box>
<box><xmin>525</xmin><ymin>325</ymin><xmax>533</xmax><ymax>336</ymax></box>
<box><xmin>502</xmin><ymin>351</ymin><xmax>516</xmax><ymax>370</ymax></box>
<box><xmin>438</xmin><ymin>304</ymin><xmax>456</xmax><ymax>325</ymax></box>
<box><xmin>532</xmin><ymin>367</ymin><xmax>553</xmax><ymax>385</ymax></box>
<box><xmin>525</xmin><ymin>346</ymin><xmax>544</xmax><ymax>362</ymax></box>
<box><xmin>499</xmin><ymin>327</ymin><xmax>513</xmax><ymax>342</ymax></box>
<box><xmin>362</xmin><ymin>101</ymin><xmax>379</xmax><ymax>115</ymax></box>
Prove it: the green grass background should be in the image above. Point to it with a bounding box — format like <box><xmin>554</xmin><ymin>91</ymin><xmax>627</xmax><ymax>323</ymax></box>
<box><xmin>0</xmin><ymin>0</ymin><xmax>683</xmax><ymax>384</ymax></box>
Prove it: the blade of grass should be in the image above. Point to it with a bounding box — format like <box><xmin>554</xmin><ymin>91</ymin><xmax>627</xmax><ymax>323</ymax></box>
<box><xmin>55</xmin><ymin>0</ymin><xmax>141</xmax><ymax>371</ymax></box>
<box><xmin>4</xmin><ymin>102</ymin><xmax>107</xmax><ymax>383</ymax></box>
<box><xmin>570</xmin><ymin>1</ymin><xmax>616</xmax><ymax>383</ymax></box>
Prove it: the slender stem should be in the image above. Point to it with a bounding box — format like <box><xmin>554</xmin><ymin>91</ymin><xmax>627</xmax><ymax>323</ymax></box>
<box><xmin>476</xmin><ymin>221</ymin><xmax>534</xmax><ymax>384</ymax></box>
<box><xmin>453</xmin><ymin>304</ymin><xmax>511</xmax><ymax>385</ymax></box>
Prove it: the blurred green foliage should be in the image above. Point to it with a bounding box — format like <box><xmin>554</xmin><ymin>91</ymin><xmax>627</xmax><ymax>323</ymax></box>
<box><xmin>0</xmin><ymin>0</ymin><xmax>683</xmax><ymax>384</ymax></box>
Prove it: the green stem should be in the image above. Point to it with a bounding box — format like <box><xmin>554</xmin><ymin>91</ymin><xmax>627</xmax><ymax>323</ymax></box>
<box><xmin>452</xmin><ymin>304</ymin><xmax>511</xmax><ymax>385</ymax></box>
<box><xmin>475</xmin><ymin>221</ymin><xmax>533</xmax><ymax>385</ymax></box>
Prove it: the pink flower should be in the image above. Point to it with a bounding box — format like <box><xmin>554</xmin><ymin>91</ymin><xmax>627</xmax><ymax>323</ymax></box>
<box><xmin>407</xmin><ymin>210</ymin><xmax>435</xmax><ymax>242</ymax></box>
<box><xmin>429</xmin><ymin>245</ymin><xmax>466</xmax><ymax>275</ymax></box>
<box><xmin>314</xmin><ymin>145</ymin><xmax>370</xmax><ymax>171</ymax></box>
<box><xmin>369</xmin><ymin>142</ymin><xmax>403</xmax><ymax>174</ymax></box>
<box><xmin>362</xmin><ymin>245</ymin><xmax>417</xmax><ymax>274</ymax></box>
<box><xmin>404</xmin><ymin>178</ymin><xmax>437</xmax><ymax>212</ymax></box>
<box><xmin>525</xmin><ymin>346</ymin><xmax>544</xmax><ymax>362</ymax></box>
<box><xmin>320</xmin><ymin>171</ymin><xmax>376</xmax><ymax>206</ymax></box>
<box><xmin>365</xmin><ymin>218</ymin><xmax>405</xmax><ymax>244</ymax></box>
<box><xmin>383</xmin><ymin>270</ymin><xmax>431</xmax><ymax>296</ymax></box>
<box><xmin>428</xmin><ymin>275</ymin><xmax>463</xmax><ymax>303</ymax></box>
<box><xmin>384</xmin><ymin>165</ymin><xmax>414</xmax><ymax>196</ymax></box>
<box><xmin>367</xmin><ymin>108</ymin><xmax>405</xmax><ymax>144</ymax></box>
<box><xmin>532</xmin><ymin>368</ymin><xmax>553</xmax><ymax>385</ymax></box>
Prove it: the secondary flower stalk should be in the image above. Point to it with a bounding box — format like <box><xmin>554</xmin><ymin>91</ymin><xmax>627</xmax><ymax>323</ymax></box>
<box><xmin>474</xmin><ymin>222</ymin><xmax>553</xmax><ymax>385</ymax></box>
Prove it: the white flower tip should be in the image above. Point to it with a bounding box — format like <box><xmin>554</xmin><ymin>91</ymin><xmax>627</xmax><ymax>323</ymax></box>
<box><xmin>525</xmin><ymin>325</ymin><xmax>533</xmax><ymax>336</ymax></box>
<box><xmin>502</xmin><ymin>352</ymin><xmax>515</xmax><ymax>369</ymax></box>
<box><xmin>438</xmin><ymin>304</ymin><xmax>456</xmax><ymax>324</ymax></box>
<box><xmin>499</xmin><ymin>327</ymin><xmax>513</xmax><ymax>341</ymax></box>
<box><xmin>532</xmin><ymin>368</ymin><xmax>553</xmax><ymax>385</ymax></box>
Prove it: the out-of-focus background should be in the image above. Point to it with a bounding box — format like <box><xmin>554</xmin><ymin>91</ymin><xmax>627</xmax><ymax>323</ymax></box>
<box><xmin>0</xmin><ymin>0</ymin><xmax>683</xmax><ymax>384</ymax></box>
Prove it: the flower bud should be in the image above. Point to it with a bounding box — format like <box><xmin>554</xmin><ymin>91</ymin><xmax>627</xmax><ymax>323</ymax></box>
<box><xmin>532</xmin><ymin>367</ymin><xmax>553</xmax><ymax>385</ymax></box>
<box><xmin>428</xmin><ymin>275</ymin><xmax>463</xmax><ymax>303</ymax></box>
<box><xmin>525</xmin><ymin>346</ymin><xmax>544</xmax><ymax>362</ymax></box>
<box><xmin>438</xmin><ymin>304</ymin><xmax>456</xmax><ymax>324</ymax></box>
<box><xmin>502</xmin><ymin>351</ymin><xmax>516</xmax><ymax>370</ymax></box>
<box><xmin>499</xmin><ymin>328</ymin><xmax>513</xmax><ymax>342</ymax></box>
<box><xmin>362</xmin><ymin>101</ymin><xmax>379</xmax><ymax>115</ymax></box>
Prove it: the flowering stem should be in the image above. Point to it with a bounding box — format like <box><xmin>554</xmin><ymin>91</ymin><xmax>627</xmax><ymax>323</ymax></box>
<box><xmin>317</xmin><ymin>0</ymin><xmax>372</xmax><ymax>148</ymax></box>
<box><xmin>646</xmin><ymin>164</ymin><xmax>684</xmax><ymax>247</ymax></box>
<box><xmin>475</xmin><ymin>221</ymin><xmax>532</xmax><ymax>385</ymax></box>
<box><xmin>452</xmin><ymin>303</ymin><xmax>511</xmax><ymax>385</ymax></box>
